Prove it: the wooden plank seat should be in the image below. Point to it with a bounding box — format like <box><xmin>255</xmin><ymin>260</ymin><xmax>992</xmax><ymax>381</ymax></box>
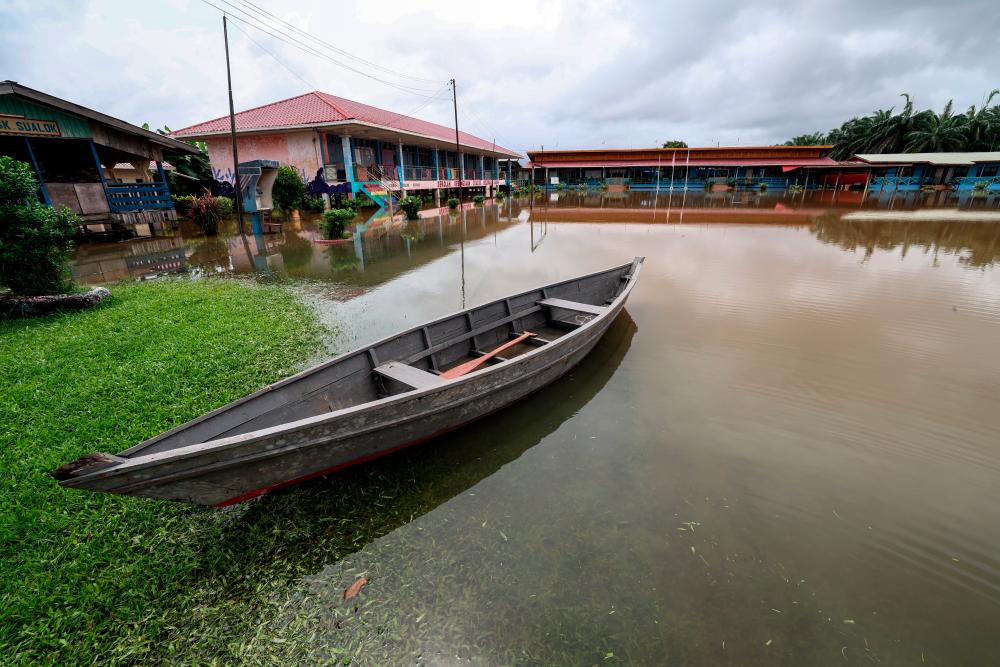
<box><xmin>537</xmin><ymin>298</ymin><xmax>609</xmax><ymax>316</ymax></box>
<box><xmin>374</xmin><ymin>361</ymin><xmax>447</xmax><ymax>389</ymax></box>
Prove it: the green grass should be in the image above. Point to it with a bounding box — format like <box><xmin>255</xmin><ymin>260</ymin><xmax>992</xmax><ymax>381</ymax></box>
<box><xmin>0</xmin><ymin>278</ymin><xmax>325</xmax><ymax>665</ymax></box>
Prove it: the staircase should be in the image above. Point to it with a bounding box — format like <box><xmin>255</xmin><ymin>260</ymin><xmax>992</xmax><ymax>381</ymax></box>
<box><xmin>359</xmin><ymin>164</ymin><xmax>404</xmax><ymax>209</ymax></box>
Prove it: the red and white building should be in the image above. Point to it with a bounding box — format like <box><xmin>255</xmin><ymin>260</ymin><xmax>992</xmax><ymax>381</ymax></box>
<box><xmin>171</xmin><ymin>91</ymin><xmax>520</xmax><ymax>203</ymax></box>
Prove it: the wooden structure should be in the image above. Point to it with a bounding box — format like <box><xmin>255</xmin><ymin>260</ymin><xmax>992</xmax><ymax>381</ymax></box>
<box><xmin>0</xmin><ymin>81</ymin><xmax>199</xmax><ymax>235</ymax></box>
<box><xmin>53</xmin><ymin>259</ymin><xmax>644</xmax><ymax>506</ymax></box>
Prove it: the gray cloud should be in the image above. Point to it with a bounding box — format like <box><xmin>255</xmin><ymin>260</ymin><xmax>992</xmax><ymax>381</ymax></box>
<box><xmin>2</xmin><ymin>0</ymin><xmax>998</xmax><ymax>152</ymax></box>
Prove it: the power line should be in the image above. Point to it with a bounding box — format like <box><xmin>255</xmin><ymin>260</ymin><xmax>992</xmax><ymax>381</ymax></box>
<box><xmin>207</xmin><ymin>0</ymin><xmax>441</xmax><ymax>94</ymax></box>
<box><xmin>227</xmin><ymin>19</ymin><xmax>318</xmax><ymax>91</ymax></box>
<box><xmin>198</xmin><ymin>0</ymin><xmax>443</xmax><ymax>97</ymax></box>
<box><xmin>233</xmin><ymin>0</ymin><xmax>441</xmax><ymax>85</ymax></box>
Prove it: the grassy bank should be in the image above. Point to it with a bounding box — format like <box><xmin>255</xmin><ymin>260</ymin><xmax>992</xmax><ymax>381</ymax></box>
<box><xmin>0</xmin><ymin>279</ymin><xmax>324</xmax><ymax>665</ymax></box>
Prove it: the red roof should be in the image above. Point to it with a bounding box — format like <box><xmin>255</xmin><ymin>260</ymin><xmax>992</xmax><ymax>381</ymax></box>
<box><xmin>171</xmin><ymin>91</ymin><xmax>518</xmax><ymax>156</ymax></box>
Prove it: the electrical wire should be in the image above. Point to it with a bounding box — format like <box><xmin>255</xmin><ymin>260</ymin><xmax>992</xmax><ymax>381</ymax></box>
<box><xmin>233</xmin><ymin>0</ymin><xmax>441</xmax><ymax>84</ymax></box>
<box><xmin>199</xmin><ymin>0</ymin><xmax>443</xmax><ymax>97</ymax></box>
<box><xmin>227</xmin><ymin>19</ymin><xmax>318</xmax><ymax>91</ymax></box>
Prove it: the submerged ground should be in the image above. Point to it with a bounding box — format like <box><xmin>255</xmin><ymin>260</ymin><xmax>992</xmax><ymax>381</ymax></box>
<box><xmin>4</xmin><ymin>190</ymin><xmax>1000</xmax><ymax>665</ymax></box>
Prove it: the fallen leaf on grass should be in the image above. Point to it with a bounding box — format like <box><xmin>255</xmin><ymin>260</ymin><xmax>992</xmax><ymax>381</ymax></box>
<box><xmin>343</xmin><ymin>577</ymin><xmax>368</xmax><ymax>601</ymax></box>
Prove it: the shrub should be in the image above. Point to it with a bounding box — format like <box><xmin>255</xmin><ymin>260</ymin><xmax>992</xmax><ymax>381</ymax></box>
<box><xmin>190</xmin><ymin>193</ymin><xmax>224</xmax><ymax>235</ymax></box>
<box><xmin>302</xmin><ymin>194</ymin><xmax>326</xmax><ymax>213</ymax></box>
<box><xmin>398</xmin><ymin>195</ymin><xmax>423</xmax><ymax>221</ymax></box>
<box><xmin>972</xmin><ymin>180</ymin><xmax>989</xmax><ymax>192</ymax></box>
<box><xmin>172</xmin><ymin>194</ymin><xmax>195</xmax><ymax>216</ymax></box>
<box><xmin>447</xmin><ymin>197</ymin><xmax>460</xmax><ymax>209</ymax></box>
<box><xmin>758</xmin><ymin>182</ymin><xmax>769</xmax><ymax>192</ymax></box>
<box><xmin>496</xmin><ymin>190</ymin><xmax>506</xmax><ymax>199</ymax></box>
<box><xmin>472</xmin><ymin>194</ymin><xmax>485</xmax><ymax>205</ymax></box>
<box><xmin>215</xmin><ymin>196</ymin><xmax>234</xmax><ymax>217</ymax></box>
<box><xmin>788</xmin><ymin>184</ymin><xmax>805</xmax><ymax>194</ymax></box>
<box><xmin>321</xmin><ymin>208</ymin><xmax>355</xmax><ymax>239</ymax></box>
<box><xmin>272</xmin><ymin>165</ymin><xmax>305</xmax><ymax>212</ymax></box>
<box><xmin>0</xmin><ymin>156</ymin><xmax>79</xmax><ymax>296</ymax></box>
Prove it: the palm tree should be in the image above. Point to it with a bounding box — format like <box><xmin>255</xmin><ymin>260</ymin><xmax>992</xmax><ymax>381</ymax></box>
<box><xmin>905</xmin><ymin>101</ymin><xmax>968</xmax><ymax>152</ymax></box>
<box><xmin>964</xmin><ymin>89</ymin><xmax>999</xmax><ymax>150</ymax></box>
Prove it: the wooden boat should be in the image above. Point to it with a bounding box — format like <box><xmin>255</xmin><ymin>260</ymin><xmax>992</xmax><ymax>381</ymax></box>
<box><xmin>53</xmin><ymin>257</ymin><xmax>644</xmax><ymax>506</ymax></box>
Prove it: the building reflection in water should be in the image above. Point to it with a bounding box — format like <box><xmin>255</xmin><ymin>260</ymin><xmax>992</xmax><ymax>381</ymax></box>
<box><xmin>71</xmin><ymin>191</ymin><xmax>1000</xmax><ymax>288</ymax></box>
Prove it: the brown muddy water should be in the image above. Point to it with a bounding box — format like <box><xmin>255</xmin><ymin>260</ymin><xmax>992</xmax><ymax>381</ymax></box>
<box><xmin>73</xmin><ymin>191</ymin><xmax>1000</xmax><ymax>664</ymax></box>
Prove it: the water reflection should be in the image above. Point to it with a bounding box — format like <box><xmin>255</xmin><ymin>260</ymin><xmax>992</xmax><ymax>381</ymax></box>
<box><xmin>78</xmin><ymin>192</ymin><xmax>1000</xmax><ymax>664</ymax></box>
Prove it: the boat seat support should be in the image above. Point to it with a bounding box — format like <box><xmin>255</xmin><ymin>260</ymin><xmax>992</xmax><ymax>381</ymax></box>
<box><xmin>374</xmin><ymin>361</ymin><xmax>447</xmax><ymax>390</ymax></box>
<box><xmin>537</xmin><ymin>298</ymin><xmax>609</xmax><ymax>316</ymax></box>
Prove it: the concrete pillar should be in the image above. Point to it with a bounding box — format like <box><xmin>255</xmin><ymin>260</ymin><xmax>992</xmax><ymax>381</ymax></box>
<box><xmin>396</xmin><ymin>142</ymin><xmax>405</xmax><ymax>187</ymax></box>
<box><xmin>478</xmin><ymin>155</ymin><xmax>485</xmax><ymax>182</ymax></box>
<box><xmin>433</xmin><ymin>149</ymin><xmax>441</xmax><ymax>181</ymax></box>
<box><xmin>341</xmin><ymin>135</ymin><xmax>355</xmax><ymax>197</ymax></box>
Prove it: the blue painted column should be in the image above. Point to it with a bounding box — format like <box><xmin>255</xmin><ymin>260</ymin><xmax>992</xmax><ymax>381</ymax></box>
<box><xmin>478</xmin><ymin>155</ymin><xmax>485</xmax><ymax>181</ymax></box>
<box><xmin>433</xmin><ymin>149</ymin><xmax>441</xmax><ymax>180</ymax></box>
<box><xmin>88</xmin><ymin>140</ymin><xmax>110</xmax><ymax>208</ymax></box>
<box><xmin>23</xmin><ymin>137</ymin><xmax>50</xmax><ymax>205</ymax></box>
<box><xmin>341</xmin><ymin>135</ymin><xmax>355</xmax><ymax>196</ymax></box>
<box><xmin>396</xmin><ymin>142</ymin><xmax>405</xmax><ymax>188</ymax></box>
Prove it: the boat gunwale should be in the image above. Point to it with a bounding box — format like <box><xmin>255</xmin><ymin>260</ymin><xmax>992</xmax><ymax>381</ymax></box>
<box><xmin>60</xmin><ymin>259</ymin><xmax>643</xmax><ymax>486</ymax></box>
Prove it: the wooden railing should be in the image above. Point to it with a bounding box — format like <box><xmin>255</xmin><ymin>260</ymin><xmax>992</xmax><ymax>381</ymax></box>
<box><xmin>106</xmin><ymin>183</ymin><xmax>173</xmax><ymax>212</ymax></box>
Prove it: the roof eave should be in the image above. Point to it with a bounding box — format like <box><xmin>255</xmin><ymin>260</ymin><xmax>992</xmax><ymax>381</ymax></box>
<box><xmin>173</xmin><ymin>119</ymin><xmax>522</xmax><ymax>158</ymax></box>
<box><xmin>1</xmin><ymin>80</ymin><xmax>200</xmax><ymax>155</ymax></box>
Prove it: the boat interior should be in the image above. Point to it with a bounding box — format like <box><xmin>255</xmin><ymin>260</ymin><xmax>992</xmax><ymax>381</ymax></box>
<box><xmin>123</xmin><ymin>260</ymin><xmax>639</xmax><ymax>457</ymax></box>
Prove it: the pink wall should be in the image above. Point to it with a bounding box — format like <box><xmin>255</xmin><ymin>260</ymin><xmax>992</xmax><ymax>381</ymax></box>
<box><xmin>205</xmin><ymin>130</ymin><xmax>323</xmax><ymax>183</ymax></box>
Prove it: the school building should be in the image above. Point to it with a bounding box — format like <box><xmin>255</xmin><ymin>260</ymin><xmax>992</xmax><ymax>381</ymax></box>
<box><xmin>170</xmin><ymin>91</ymin><xmax>521</xmax><ymax>206</ymax></box>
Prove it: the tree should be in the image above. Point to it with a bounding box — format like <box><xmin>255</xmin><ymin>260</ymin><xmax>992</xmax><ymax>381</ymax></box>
<box><xmin>662</xmin><ymin>140</ymin><xmax>688</xmax><ymax>148</ymax></box>
<box><xmin>905</xmin><ymin>101</ymin><xmax>968</xmax><ymax>152</ymax></box>
<box><xmin>272</xmin><ymin>165</ymin><xmax>305</xmax><ymax>212</ymax></box>
<box><xmin>0</xmin><ymin>156</ymin><xmax>79</xmax><ymax>295</ymax></box>
<box><xmin>783</xmin><ymin>132</ymin><xmax>828</xmax><ymax>146</ymax></box>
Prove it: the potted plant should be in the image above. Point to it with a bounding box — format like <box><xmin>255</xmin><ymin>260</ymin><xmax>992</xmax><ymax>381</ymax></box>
<box><xmin>447</xmin><ymin>197</ymin><xmax>460</xmax><ymax>209</ymax></box>
<box><xmin>472</xmin><ymin>194</ymin><xmax>485</xmax><ymax>205</ymax></box>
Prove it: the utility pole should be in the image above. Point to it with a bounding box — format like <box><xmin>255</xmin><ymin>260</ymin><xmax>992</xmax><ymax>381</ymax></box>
<box><xmin>223</xmin><ymin>15</ymin><xmax>244</xmax><ymax>233</ymax></box>
<box><xmin>451</xmin><ymin>78</ymin><xmax>462</xmax><ymax>203</ymax></box>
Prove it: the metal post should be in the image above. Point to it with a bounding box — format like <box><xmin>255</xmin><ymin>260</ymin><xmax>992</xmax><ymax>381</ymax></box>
<box><xmin>451</xmin><ymin>79</ymin><xmax>463</xmax><ymax>202</ymax></box>
<box><xmin>88</xmin><ymin>140</ymin><xmax>109</xmax><ymax>206</ymax></box>
<box><xmin>223</xmin><ymin>15</ymin><xmax>245</xmax><ymax>233</ymax></box>
<box><xmin>23</xmin><ymin>137</ymin><xmax>50</xmax><ymax>205</ymax></box>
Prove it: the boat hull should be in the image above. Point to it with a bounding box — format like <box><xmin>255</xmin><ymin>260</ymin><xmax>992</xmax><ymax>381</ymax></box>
<box><xmin>56</xmin><ymin>259</ymin><xmax>642</xmax><ymax>506</ymax></box>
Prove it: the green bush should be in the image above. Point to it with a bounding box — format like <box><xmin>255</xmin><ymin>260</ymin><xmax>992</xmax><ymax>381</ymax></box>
<box><xmin>758</xmin><ymin>182</ymin><xmax>769</xmax><ymax>192</ymax></box>
<box><xmin>788</xmin><ymin>184</ymin><xmax>805</xmax><ymax>194</ymax></box>
<box><xmin>272</xmin><ymin>165</ymin><xmax>305</xmax><ymax>212</ymax></box>
<box><xmin>972</xmin><ymin>180</ymin><xmax>989</xmax><ymax>192</ymax></box>
<box><xmin>0</xmin><ymin>156</ymin><xmax>79</xmax><ymax>296</ymax></box>
<box><xmin>496</xmin><ymin>190</ymin><xmax>506</xmax><ymax>199</ymax></box>
<box><xmin>215</xmin><ymin>196</ymin><xmax>234</xmax><ymax>217</ymax></box>
<box><xmin>171</xmin><ymin>194</ymin><xmax>195</xmax><ymax>216</ymax></box>
<box><xmin>447</xmin><ymin>197</ymin><xmax>460</xmax><ymax>209</ymax></box>
<box><xmin>190</xmin><ymin>194</ymin><xmax>223</xmax><ymax>235</ymax></box>
<box><xmin>321</xmin><ymin>208</ymin><xmax>355</xmax><ymax>239</ymax></box>
<box><xmin>472</xmin><ymin>194</ymin><xmax>485</xmax><ymax>205</ymax></box>
<box><xmin>398</xmin><ymin>195</ymin><xmax>423</xmax><ymax>221</ymax></box>
<box><xmin>302</xmin><ymin>194</ymin><xmax>326</xmax><ymax>213</ymax></box>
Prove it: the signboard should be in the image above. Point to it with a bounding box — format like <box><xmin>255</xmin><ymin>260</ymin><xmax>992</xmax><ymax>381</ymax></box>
<box><xmin>0</xmin><ymin>114</ymin><xmax>61</xmax><ymax>137</ymax></box>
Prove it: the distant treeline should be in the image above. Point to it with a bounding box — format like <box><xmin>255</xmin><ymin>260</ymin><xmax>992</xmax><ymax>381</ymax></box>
<box><xmin>784</xmin><ymin>91</ymin><xmax>1000</xmax><ymax>159</ymax></box>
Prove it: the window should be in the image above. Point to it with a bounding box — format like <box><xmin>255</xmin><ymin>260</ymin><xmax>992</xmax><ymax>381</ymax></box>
<box><xmin>978</xmin><ymin>165</ymin><xmax>998</xmax><ymax>178</ymax></box>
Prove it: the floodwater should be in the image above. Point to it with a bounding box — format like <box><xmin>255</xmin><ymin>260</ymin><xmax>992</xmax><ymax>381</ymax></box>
<box><xmin>73</xmin><ymin>191</ymin><xmax>1000</xmax><ymax>664</ymax></box>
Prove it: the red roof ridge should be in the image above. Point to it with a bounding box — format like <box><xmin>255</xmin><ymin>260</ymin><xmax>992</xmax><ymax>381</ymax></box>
<box><xmin>312</xmin><ymin>91</ymin><xmax>353</xmax><ymax>120</ymax></box>
<box><xmin>170</xmin><ymin>90</ymin><xmax>325</xmax><ymax>136</ymax></box>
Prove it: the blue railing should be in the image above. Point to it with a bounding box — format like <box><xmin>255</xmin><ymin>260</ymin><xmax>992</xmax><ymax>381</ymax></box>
<box><xmin>106</xmin><ymin>182</ymin><xmax>173</xmax><ymax>212</ymax></box>
<box><xmin>951</xmin><ymin>176</ymin><xmax>1000</xmax><ymax>191</ymax></box>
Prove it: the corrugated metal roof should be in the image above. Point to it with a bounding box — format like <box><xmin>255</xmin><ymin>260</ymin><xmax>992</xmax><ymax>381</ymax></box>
<box><xmin>171</xmin><ymin>91</ymin><xmax>519</xmax><ymax>157</ymax></box>
<box><xmin>855</xmin><ymin>152</ymin><xmax>1000</xmax><ymax>166</ymax></box>
<box><xmin>528</xmin><ymin>157</ymin><xmax>842</xmax><ymax>168</ymax></box>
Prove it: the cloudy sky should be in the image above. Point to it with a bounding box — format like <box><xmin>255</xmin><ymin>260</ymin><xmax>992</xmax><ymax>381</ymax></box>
<box><xmin>2</xmin><ymin>0</ymin><xmax>999</xmax><ymax>153</ymax></box>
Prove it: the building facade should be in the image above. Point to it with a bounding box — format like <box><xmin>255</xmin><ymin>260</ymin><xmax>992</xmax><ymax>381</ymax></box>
<box><xmin>0</xmin><ymin>81</ymin><xmax>198</xmax><ymax>234</ymax></box>
<box><xmin>523</xmin><ymin>146</ymin><xmax>864</xmax><ymax>191</ymax></box>
<box><xmin>171</xmin><ymin>91</ymin><xmax>520</xmax><ymax>206</ymax></box>
<box><xmin>854</xmin><ymin>153</ymin><xmax>1000</xmax><ymax>192</ymax></box>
